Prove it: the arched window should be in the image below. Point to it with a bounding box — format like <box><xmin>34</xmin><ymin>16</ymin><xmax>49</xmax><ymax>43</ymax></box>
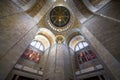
<box><xmin>21</xmin><ymin>40</ymin><xmax>44</xmax><ymax>63</ymax></box>
<box><xmin>75</xmin><ymin>41</ymin><xmax>96</xmax><ymax>64</ymax></box>
<box><xmin>74</xmin><ymin>41</ymin><xmax>88</xmax><ymax>52</ymax></box>
<box><xmin>30</xmin><ymin>40</ymin><xmax>44</xmax><ymax>51</ymax></box>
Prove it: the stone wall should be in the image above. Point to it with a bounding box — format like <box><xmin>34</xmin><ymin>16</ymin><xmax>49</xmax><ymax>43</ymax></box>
<box><xmin>0</xmin><ymin>0</ymin><xmax>38</xmax><ymax>80</ymax></box>
<box><xmin>81</xmin><ymin>0</ymin><xmax>120</xmax><ymax>80</ymax></box>
<box><xmin>83</xmin><ymin>16</ymin><xmax>120</xmax><ymax>62</ymax></box>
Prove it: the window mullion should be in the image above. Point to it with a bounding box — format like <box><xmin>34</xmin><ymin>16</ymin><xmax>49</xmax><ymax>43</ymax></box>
<box><xmin>39</xmin><ymin>42</ymin><xmax>41</xmax><ymax>50</ymax></box>
<box><xmin>78</xmin><ymin>42</ymin><xmax>81</xmax><ymax>50</ymax></box>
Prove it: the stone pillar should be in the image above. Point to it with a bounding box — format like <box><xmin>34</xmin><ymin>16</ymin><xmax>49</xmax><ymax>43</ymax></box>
<box><xmin>43</xmin><ymin>44</ymin><xmax>75</xmax><ymax>80</ymax></box>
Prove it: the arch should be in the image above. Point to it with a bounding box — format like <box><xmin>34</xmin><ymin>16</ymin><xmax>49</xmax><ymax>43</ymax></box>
<box><xmin>26</xmin><ymin>0</ymin><xmax>47</xmax><ymax>17</ymax></box>
<box><xmin>34</xmin><ymin>35</ymin><xmax>50</xmax><ymax>50</ymax></box>
<box><xmin>37</xmin><ymin>28</ymin><xmax>56</xmax><ymax>45</ymax></box>
<box><xmin>65</xmin><ymin>28</ymin><xmax>81</xmax><ymax>45</ymax></box>
<box><xmin>30</xmin><ymin>40</ymin><xmax>44</xmax><ymax>51</ymax></box>
<box><xmin>12</xmin><ymin>0</ymin><xmax>37</xmax><ymax>11</ymax></box>
<box><xmin>73</xmin><ymin>0</ymin><xmax>92</xmax><ymax>18</ymax></box>
<box><xmin>82</xmin><ymin>0</ymin><xmax>111</xmax><ymax>12</ymax></box>
<box><xmin>69</xmin><ymin>35</ymin><xmax>84</xmax><ymax>50</ymax></box>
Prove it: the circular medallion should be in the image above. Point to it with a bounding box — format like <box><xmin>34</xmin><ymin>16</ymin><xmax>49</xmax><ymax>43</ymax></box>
<box><xmin>56</xmin><ymin>35</ymin><xmax>64</xmax><ymax>44</ymax></box>
<box><xmin>50</xmin><ymin>6</ymin><xmax>70</xmax><ymax>27</ymax></box>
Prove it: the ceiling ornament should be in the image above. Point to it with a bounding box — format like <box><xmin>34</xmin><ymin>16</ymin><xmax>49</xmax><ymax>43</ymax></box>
<box><xmin>50</xmin><ymin>6</ymin><xmax>70</xmax><ymax>27</ymax></box>
<box><xmin>46</xmin><ymin>6</ymin><xmax>74</xmax><ymax>33</ymax></box>
<box><xmin>56</xmin><ymin>35</ymin><xmax>64</xmax><ymax>44</ymax></box>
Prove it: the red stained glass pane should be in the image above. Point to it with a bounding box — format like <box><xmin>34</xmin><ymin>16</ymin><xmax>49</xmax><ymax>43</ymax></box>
<box><xmin>78</xmin><ymin>50</ymin><xmax>96</xmax><ymax>64</ymax></box>
<box><xmin>22</xmin><ymin>48</ymin><xmax>41</xmax><ymax>63</ymax></box>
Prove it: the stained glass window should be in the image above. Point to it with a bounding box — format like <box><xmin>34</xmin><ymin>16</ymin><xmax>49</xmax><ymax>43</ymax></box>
<box><xmin>78</xmin><ymin>50</ymin><xmax>96</xmax><ymax>64</ymax></box>
<box><xmin>75</xmin><ymin>41</ymin><xmax>96</xmax><ymax>64</ymax></box>
<box><xmin>22</xmin><ymin>49</ymin><xmax>41</xmax><ymax>63</ymax></box>
<box><xmin>22</xmin><ymin>40</ymin><xmax>44</xmax><ymax>63</ymax></box>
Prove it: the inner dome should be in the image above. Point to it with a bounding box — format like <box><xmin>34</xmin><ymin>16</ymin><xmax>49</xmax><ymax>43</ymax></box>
<box><xmin>50</xmin><ymin>6</ymin><xmax>70</xmax><ymax>27</ymax></box>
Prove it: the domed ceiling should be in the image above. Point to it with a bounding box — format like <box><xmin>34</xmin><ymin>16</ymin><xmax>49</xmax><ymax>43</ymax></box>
<box><xmin>50</xmin><ymin>6</ymin><xmax>70</xmax><ymax>27</ymax></box>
